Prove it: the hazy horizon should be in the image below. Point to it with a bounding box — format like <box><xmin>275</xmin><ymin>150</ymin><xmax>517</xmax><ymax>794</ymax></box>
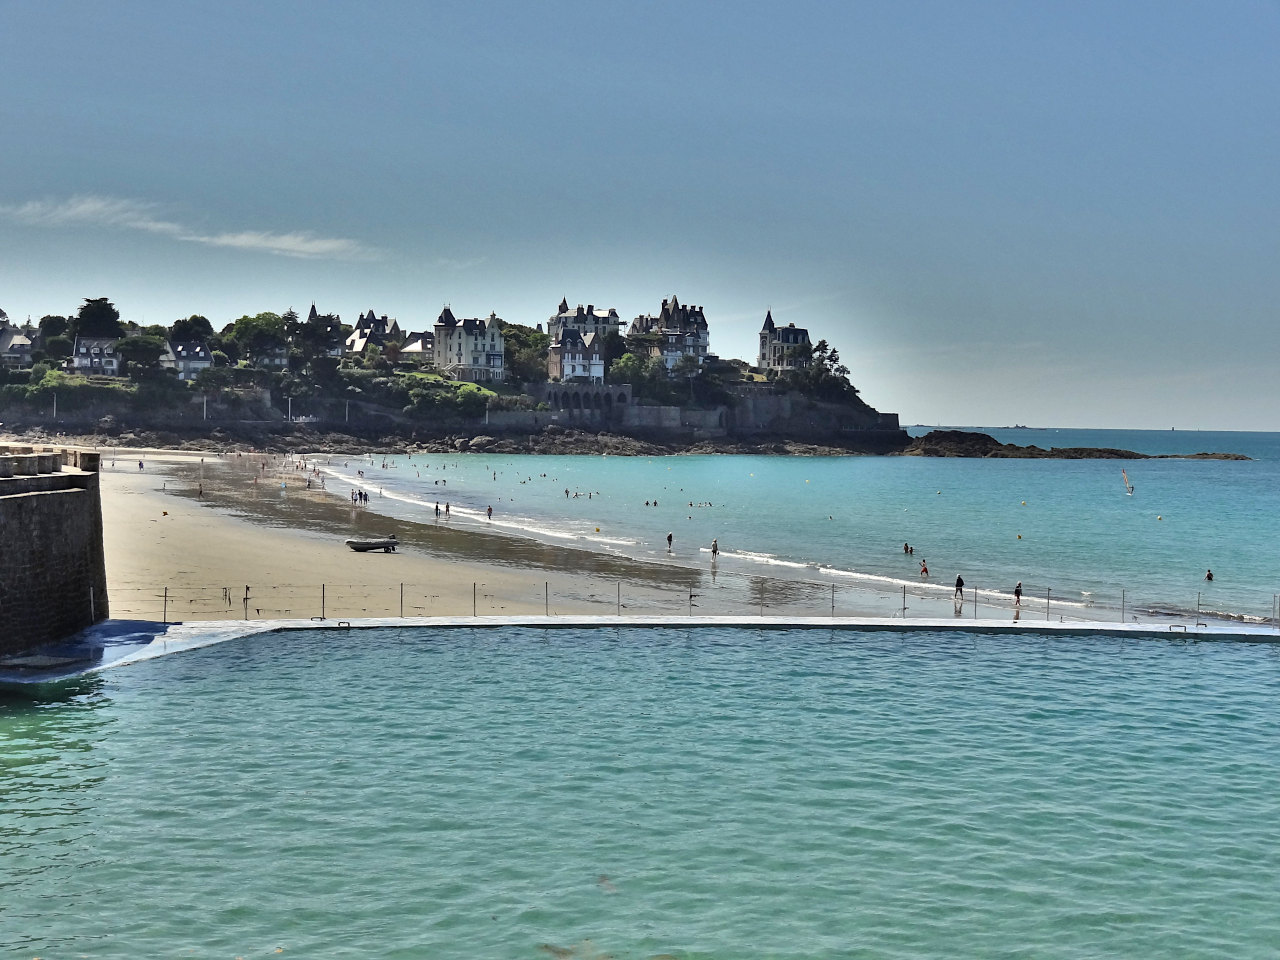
<box><xmin>3</xmin><ymin>1</ymin><xmax>1277</xmax><ymax>431</ymax></box>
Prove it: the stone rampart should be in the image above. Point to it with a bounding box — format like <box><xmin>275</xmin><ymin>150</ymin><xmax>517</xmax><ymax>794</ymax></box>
<box><xmin>0</xmin><ymin>447</ymin><xmax>109</xmax><ymax>656</ymax></box>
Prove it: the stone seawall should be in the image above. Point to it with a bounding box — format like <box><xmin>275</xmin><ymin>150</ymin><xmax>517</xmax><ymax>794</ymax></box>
<box><xmin>0</xmin><ymin>447</ymin><xmax>109</xmax><ymax>656</ymax></box>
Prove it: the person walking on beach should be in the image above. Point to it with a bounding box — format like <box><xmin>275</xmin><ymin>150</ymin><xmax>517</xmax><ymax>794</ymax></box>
<box><xmin>954</xmin><ymin>575</ymin><xmax>964</xmax><ymax>600</ymax></box>
<box><xmin>487</xmin><ymin>505</ymin><xmax>493</xmax><ymax>520</ymax></box>
<box><xmin>711</xmin><ymin>538</ymin><xmax>719</xmax><ymax>560</ymax></box>
<box><xmin>667</xmin><ymin>532</ymin><xmax>673</xmax><ymax>552</ymax></box>
<box><xmin>1014</xmin><ymin>581</ymin><xmax>1022</xmax><ymax>606</ymax></box>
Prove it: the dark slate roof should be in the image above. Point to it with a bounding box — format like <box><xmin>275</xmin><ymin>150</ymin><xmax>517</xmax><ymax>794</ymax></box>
<box><xmin>171</xmin><ymin>341</ymin><xmax>212</xmax><ymax>361</ymax></box>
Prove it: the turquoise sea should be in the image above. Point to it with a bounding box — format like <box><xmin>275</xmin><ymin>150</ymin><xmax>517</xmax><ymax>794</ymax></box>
<box><xmin>5</xmin><ymin>625</ymin><xmax>1280</xmax><ymax>958</ymax></box>
<box><xmin>316</xmin><ymin>428</ymin><xmax>1280</xmax><ymax>622</ymax></box>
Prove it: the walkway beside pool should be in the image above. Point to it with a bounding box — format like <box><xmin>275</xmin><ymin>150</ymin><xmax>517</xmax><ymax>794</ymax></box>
<box><xmin>3</xmin><ymin>614</ymin><xmax>1279</xmax><ymax>686</ymax></box>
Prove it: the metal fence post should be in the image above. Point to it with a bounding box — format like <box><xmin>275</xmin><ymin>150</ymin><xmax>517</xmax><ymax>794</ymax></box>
<box><xmin>1121</xmin><ymin>589</ymin><xmax>1125</xmax><ymax>623</ymax></box>
<box><xmin>617</xmin><ymin>582</ymin><xmax>621</xmax><ymax>617</ymax></box>
<box><xmin>473</xmin><ymin>582</ymin><xmax>477</xmax><ymax>617</ymax></box>
<box><xmin>163</xmin><ymin>586</ymin><xmax>168</xmax><ymax>624</ymax></box>
<box><xmin>400</xmin><ymin>582</ymin><xmax>404</xmax><ymax>618</ymax></box>
<box><xmin>322</xmin><ymin>583</ymin><xmax>325</xmax><ymax>619</ymax></box>
<box><xmin>545</xmin><ymin>581</ymin><xmax>549</xmax><ymax>616</ymax></box>
<box><xmin>831</xmin><ymin>583</ymin><xmax>835</xmax><ymax>618</ymax></box>
<box><xmin>1046</xmin><ymin>588</ymin><xmax>1051</xmax><ymax>621</ymax></box>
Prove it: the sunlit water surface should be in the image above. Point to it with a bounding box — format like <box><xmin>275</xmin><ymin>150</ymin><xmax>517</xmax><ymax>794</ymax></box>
<box><xmin>4</xmin><ymin>626</ymin><xmax>1280</xmax><ymax>958</ymax></box>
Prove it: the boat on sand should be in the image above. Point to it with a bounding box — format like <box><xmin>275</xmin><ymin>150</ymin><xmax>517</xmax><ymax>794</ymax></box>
<box><xmin>345</xmin><ymin>535</ymin><xmax>398</xmax><ymax>553</ymax></box>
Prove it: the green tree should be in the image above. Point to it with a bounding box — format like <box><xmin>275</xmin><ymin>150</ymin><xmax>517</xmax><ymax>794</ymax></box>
<box><xmin>600</xmin><ymin>329</ymin><xmax>627</xmax><ymax>375</ymax></box>
<box><xmin>228</xmin><ymin>312</ymin><xmax>287</xmax><ymax>367</ymax></box>
<box><xmin>454</xmin><ymin>383</ymin><xmax>488</xmax><ymax>418</ymax></box>
<box><xmin>289</xmin><ymin>309</ymin><xmax>345</xmax><ymax>369</ymax></box>
<box><xmin>76</xmin><ymin>298</ymin><xmax>124</xmax><ymax>338</ymax></box>
<box><xmin>671</xmin><ymin>353</ymin><xmax>701</xmax><ymax>402</ymax></box>
<box><xmin>38</xmin><ymin>315</ymin><xmax>70</xmax><ymax>339</ymax></box>
<box><xmin>777</xmin><ymin>339</ymin><xmax>860</xmax><ymax>403</ymax></box>
<box><xmin>44</xmin><ymin>335</ymin><xmax>73</xmax><ymax>361</ymax></box>
<box><xmin>606</xmin><ymin>352</ymin><xmax>646</xmax><ymax>385</ymax></box>
<box><xmin>115</xmin><ymin>335</ymin><xmax>168</xmax><ymax>378</ymax></box>
<box><xmin>497</xmin><ymin>320</ymin><xmax>550</xmax><ymax>386</ymax></box>
<box><xmin>171</xmin><ymin>315</ymin><xmax>214</xmax><ymax>342</ymax></box>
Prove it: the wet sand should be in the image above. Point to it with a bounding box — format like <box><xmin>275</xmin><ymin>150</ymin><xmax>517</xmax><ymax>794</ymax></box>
<box><xmin>101</xmin><ymin>452</ymin><xmax>720</xmax><ymax>623</ymax></box>
<box><xmin>98</xmin><ymin>449</ymin><xmax>1031</xmax><ymax>625</ymax></box>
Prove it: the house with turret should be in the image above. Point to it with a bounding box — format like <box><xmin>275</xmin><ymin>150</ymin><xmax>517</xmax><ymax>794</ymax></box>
<box><xmin>345</xmin><ymin>308</ymin><xmax>402</xmax><ymax>354</ymax></box>
<box><xmin>432</xmin><ymin>307</ymin><xmax>505</xmax><ymax>382</ymax></box>
<box><xmin>547</xmin><ymin>298</ymin><xmax>624</xmax><ymax>344</ymax></box>
<box><xmin>627</xmin><ymin>295</ymin><xmax>710</xmax><ymax>370</ymax></box>
<box><xmin>757</xmin><ymin>311</ymin><xmax>811</xmax><ymax>373</ymax></box>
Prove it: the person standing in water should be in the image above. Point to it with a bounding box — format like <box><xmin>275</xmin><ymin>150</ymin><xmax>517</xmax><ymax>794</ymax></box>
<box><xmin>1014</xmin><ymin>581</ymin><xmax>1022</xmax><ymax>606</ymax></box>
<box><xmin>954</xmin><ymin>575</ymin><xmax>964</xmax><ymax>600</ymax></box>
<box><xmin>1205</xmin><ymin>569</ymin><xmax>1214</xmax><ymax>581</ymax></box>
<box><xmin>711</xmin><ymin>538</ymin><xmax>718</xmax><ymax>560</ymax></box>
<box><xmin>919</xmin><ymin>559</ymin><xmax>928</xmax><ymax>577</ymax></box>
<box><xmin>666</xmin><ymin>532</ymin><xmax>673</xmax><ymax>552</ymax></box>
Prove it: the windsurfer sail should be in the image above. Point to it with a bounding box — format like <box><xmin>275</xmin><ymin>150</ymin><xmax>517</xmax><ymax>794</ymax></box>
<box><xmin>1122</xmin><ymin>468</ymin><xmax>1134</xmax><ymax>496</ymax></box>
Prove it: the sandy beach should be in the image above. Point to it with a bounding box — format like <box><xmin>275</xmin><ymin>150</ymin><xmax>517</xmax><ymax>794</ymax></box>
<box><xmin>98</xmin><ymin>450</ymin><xmax>729</xmax><ymax>623</ymax></box>
<box><xmin>95</xmin><ymin>447</ymin><xmax>990</xmax><ymax>625</ymax></box>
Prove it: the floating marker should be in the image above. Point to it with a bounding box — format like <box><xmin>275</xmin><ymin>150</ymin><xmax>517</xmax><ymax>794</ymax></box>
<box><xmin>1021</xmin><ymin>500</ymin><xmax>1026</xmax><ymax>505</ymax></box>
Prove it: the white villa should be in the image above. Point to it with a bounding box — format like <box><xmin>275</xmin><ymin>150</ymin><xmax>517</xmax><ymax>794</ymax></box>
<box><xmin>433</xmin><ymin>307</ymin><xmax>505</xmax><ymax>382</ymax></box>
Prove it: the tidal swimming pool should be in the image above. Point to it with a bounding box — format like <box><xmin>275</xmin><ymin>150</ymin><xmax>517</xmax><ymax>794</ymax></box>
<box><xmin>3</xmin><ymin>626</ymin><xmax>1279</xmax><ymax>958</ymax></box>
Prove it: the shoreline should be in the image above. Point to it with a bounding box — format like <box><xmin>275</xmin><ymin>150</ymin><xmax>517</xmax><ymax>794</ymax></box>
<box><xmin>93</xmin><ymin>450</ymin><xmax>1255</xmax><ymax>630</ymax></box>
<box><xmin>2</xmin><ymin>424</ymin><xmax>1251</xmax><ymax>460</ymax></box>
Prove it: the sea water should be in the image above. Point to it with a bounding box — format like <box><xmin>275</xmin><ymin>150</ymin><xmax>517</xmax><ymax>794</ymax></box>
<box><xmin>315</xmin><ymin>429</ymin><xmax>1280</xmax><ymax>621</ymax></box>
<box><xmin>4</xmin><ymin>625</ymin><xmax>1280</xmax><ymax>957</ymax></box>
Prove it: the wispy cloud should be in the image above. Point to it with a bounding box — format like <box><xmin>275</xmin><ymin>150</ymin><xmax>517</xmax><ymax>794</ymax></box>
<box><xmin>433</xmin><ymin>256</ymin><xmax>487</xmax><ymax>272</ymax></box>
<box><xmin>0</xmin><ymin>195</ymin><xmax>376</xmax><ymax>261</ymax></box>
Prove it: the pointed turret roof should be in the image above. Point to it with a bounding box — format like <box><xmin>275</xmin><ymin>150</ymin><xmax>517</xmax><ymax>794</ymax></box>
<box><xmin>762</xmin><ymin>309</ymin><xmax>775</xmax><ymax>332</ymax></box>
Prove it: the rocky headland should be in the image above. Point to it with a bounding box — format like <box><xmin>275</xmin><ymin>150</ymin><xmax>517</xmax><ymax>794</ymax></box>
<box><xmin>903</xmin><ymin>430</ymin><xmax>1249</xmax><ymax>460</ymax></box>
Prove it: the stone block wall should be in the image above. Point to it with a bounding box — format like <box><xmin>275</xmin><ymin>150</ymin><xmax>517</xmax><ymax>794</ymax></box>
<box><xmin>0</xmin><ymin>447</ymin><xmax>109</xmax><ymax>656</ymax></box>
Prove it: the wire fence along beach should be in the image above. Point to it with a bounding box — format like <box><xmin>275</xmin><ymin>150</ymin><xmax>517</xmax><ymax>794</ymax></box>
<box><xmin>106</xmin><ymin>570</ymin><xmax>1280</xmax><ymax>629</ymax></box>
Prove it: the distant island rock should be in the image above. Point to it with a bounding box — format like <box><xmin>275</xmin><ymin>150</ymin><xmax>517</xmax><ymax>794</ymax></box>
<box><xmin>903</xmin><ymin>430</ymin><xmax>1249</xmax><ymax>460</ymax></box>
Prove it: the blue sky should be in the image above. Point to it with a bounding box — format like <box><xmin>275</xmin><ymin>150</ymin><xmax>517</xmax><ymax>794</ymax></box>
<box><xmin>2</xmin><ymin>0</ymin><xmax>1277</xmax><ymax>429</ymax></box>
